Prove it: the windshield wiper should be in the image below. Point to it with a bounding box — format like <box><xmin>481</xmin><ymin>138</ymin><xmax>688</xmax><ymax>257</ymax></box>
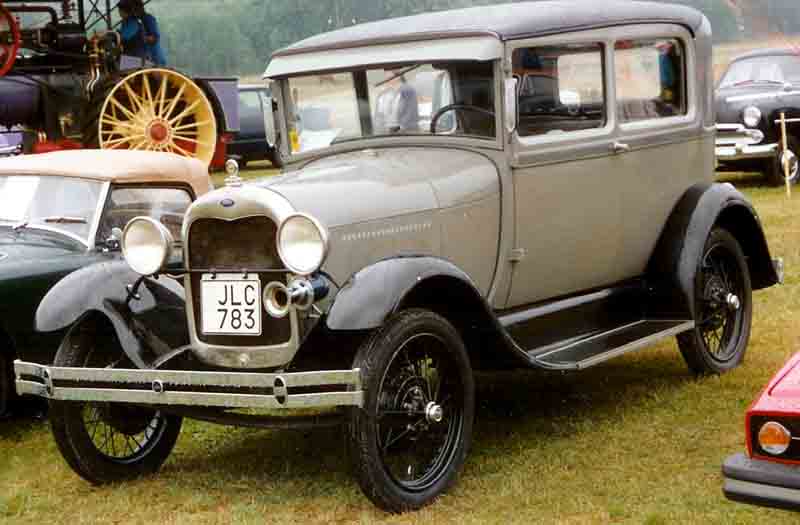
<box><xmin>43</xmin><ymin>216</ymin><xmax>88</xmax><ymax>224</ymax></box>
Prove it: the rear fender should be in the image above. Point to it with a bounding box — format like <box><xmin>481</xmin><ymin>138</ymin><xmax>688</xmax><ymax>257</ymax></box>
<box><xmin>35</xmin><ymin>260</ymin><xmax>188</xmax><ymax>369</ymax></box>
<box><xmin>648</xmin><ymin>182</ymin><xmax>779</xmax><ymax>318</ymax></box>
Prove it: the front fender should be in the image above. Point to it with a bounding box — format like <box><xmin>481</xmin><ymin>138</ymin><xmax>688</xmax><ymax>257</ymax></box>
<box><xmin>326</xmin><ymin>256</ymin><xmax>484</xmax><ymax>331</ymax></box>
<box><xmin>648</xmin><ymin>182</ymin><xmax>779</xmax><ymax>318</ymax></box>
<box><xmin>36</xmin><ymin>260</ymin><xmax>188</xmax><ymax>369</ymax></box>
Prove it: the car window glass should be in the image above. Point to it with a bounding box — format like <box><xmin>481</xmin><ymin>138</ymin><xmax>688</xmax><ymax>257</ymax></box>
<box><xmin>512</xmin><ymin>43</ymin><xmax>606</xmax><ymax>137</ymax></box>
<box><xmin>719</xmin><ymin>55</ymin><xmax>800</xmax><ymax>88</ymax></box>
<box><xmin>284</xmin><ymin>61</ymin><xmax>495</xmax><ymax>155</ymax></box>
<box><xmin>239</xmin><ymin>91</ymin><xmax>263</xmax><ymax>111</ymax></box>
<box><xmin>97</xmin><ymin>186</ymin><xmax>192</xmax><ymax>244</ymax></box>
<box><xmin>615</xmin><ymin>38</ymin><xmax>686</xmax><ymax>123</ymax></box>
<box><xmin>0</xmin><ymin>175</ymin><xmax>103</xmax><ymax>241</ymax></box>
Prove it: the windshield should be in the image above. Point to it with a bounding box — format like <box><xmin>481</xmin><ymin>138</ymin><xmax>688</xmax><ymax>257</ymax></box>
<box><xmin>719</xmin><ymin>55</ymin><xmax>800</xmax><ymax>88</ymax></box>
<box><xmin>0</xmin><ymin>175</ymin><xmax>104</xmax><ymax>243</ymax></box>
<box><xmin>283</xmin><ymin>61</ymin><xmax>496</xmax><ymax>155</ymax></box>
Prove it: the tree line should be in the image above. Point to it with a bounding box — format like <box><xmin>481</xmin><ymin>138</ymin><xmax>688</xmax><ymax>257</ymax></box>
<box><xmin>145</xmin><ymin>0</ymin><xmax>800</xmax><ymax>78</ymax></box>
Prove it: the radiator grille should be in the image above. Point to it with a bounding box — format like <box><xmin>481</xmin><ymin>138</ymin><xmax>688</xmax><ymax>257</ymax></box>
<box><xmin>188</xmin><ymin>216</ymin><xmax>282</xmax><ymax>270</ymax></box>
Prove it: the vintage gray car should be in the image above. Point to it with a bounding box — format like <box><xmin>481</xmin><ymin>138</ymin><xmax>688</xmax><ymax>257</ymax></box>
<box><xmin>15</xmin><ymin>1</ymin><xmax>782</xmax><ymax>512</ymax></box>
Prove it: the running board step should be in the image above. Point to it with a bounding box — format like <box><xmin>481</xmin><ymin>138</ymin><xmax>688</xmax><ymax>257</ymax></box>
<box><xmin>529</xmin><ymin>319</ymin><xmax>694</xmax><ymax>370</ymax></box>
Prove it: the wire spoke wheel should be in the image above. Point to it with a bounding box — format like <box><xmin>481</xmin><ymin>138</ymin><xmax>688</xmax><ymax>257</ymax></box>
<box><xmin>49</xmin><ymin>320</ymin><xmax>182</xmax><ymax>484</ymax></box>
<box><xmin>697</xmin><ymin>242</ymin><xmax>745</xmax><ymax>362</ymax></box>
<box><xmin>377</xmin><ymin>333</ymin><xmax>464</xmax><ymax>491</ymax></box>
<box><xmin>97</xmin><ymin>69</ymin><xmax>217</xmax><ymax>164</ymax></box>
<box><xmin>81</xmin><ymin>403</ymin><xmax>168</xmax><ymax>464</ymax></box>
<box><xmin>349</xmin><ymin>310</ymin><xmax>474</xmax><ymax>512</ymax></box>
<box><xmin>677</xmin><ymin>228</ymin><xmax>752</xmax><ymax>375</ymax></box>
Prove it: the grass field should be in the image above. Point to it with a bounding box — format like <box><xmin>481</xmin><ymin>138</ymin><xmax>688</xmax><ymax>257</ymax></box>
<box><xmin>3</xmin><ymin>170</ymin><xmax>800</xmax><ymax>524</ymax></box>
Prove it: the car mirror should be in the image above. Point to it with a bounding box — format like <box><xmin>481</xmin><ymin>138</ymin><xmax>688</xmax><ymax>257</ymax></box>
<box><xmin>104</xmin><ymin>227</ymin><xmax>123</xmax><ymax>251</ymax></box>
<box><xmin>504</xmin><ymin>77</ymin><xmax>518</xmax><ymax>134</ymax></box>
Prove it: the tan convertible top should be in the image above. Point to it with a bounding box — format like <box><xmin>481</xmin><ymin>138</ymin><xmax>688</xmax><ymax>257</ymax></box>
<box><xmin>0</xmin><ymin>150</ymin><xmax>212</xmax><ymax>197</ymax></box>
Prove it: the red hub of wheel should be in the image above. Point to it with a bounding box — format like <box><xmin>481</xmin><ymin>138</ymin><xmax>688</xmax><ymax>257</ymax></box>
<box><xmin>146</xmin><ymin>119</ymin><xmax>171</xmax><ymax>145</ymax></box>
<box><xmin>0</xmin><ymin>6</ymin><xmax>21</xmax><ymax>77</ymax></box>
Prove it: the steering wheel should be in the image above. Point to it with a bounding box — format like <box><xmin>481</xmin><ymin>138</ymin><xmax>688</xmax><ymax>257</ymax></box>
<box><xmin>0</xmin><ymin>5</ymin><xmax>20</xmax><ymax>77</ymax></box>
<box><xmin>429</xmin><ymin>104</ymin><xmax>496</xmax><ymax>134</ymax></box>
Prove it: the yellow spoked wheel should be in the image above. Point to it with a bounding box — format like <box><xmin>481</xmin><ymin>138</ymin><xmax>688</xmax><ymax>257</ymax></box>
<box><xmin>97</xmin><ymin>68</ymin><xmax>217</xmax><ymax>164</ymax></box>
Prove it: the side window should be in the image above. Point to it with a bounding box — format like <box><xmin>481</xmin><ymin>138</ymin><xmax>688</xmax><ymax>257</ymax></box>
<box><xmin>614</xmin><ymin>38</ymin><xmax>686</xmax><ymax>123</ymax></box>
<box><xmin>97</xmin><ymin>187</ymin><xmax>192</xmax><ymax>244</ymax></box>
<box><xmin>512</xmin><ymin>43</ymin><xmax>606</xmax><ymax>137</ymax></box>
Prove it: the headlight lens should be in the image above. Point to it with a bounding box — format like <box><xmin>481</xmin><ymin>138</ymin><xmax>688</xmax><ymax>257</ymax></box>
<box><xmin>743</xmin><ymin>106</ymin><xmax>762</xmax><ymax>128</ymax></box>
<box><xmin>758</xmin><ymin>421</ymin><xmax>792</xmax><ymax>455</ymax></box>
<box><xmin>277</xmin><ymin>213</ymin><xmax>328</xmax><ymax>275</ymax></box>
<box><xmin>122</xmin><ymin>217</ymin><xmax>173</xmax><ymax>276</ymax></box>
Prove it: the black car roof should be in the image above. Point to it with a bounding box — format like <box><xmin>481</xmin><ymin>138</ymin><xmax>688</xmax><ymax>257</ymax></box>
<box><xmin>274</xmin><ymin>1</ymin><xmax>703</xmax><ymax>58</ymax></box>
<box><xmin>730</xmin><ymin>48</ymin><xmax>800</xmax><ymax>63</ymax></box>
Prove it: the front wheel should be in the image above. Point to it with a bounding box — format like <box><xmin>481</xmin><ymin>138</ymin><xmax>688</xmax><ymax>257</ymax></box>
<box><xmin>766</xmin><ymin>136</ymin><xmax>800</xmax><ymax>186</ymax></box>
<box><xmin>49</xmin><ymin>320</ymin><xmax>182</xmax><ymax>484</ymax></box>
<box><xmin>677</xmin><ymin>228</ymin><xmax>752</xmax><ymax>375</ymax></box>
<box><xmin>348</xmin><ymin>309</ymin><xmax>475</xmax><ymax>512</ymax></box>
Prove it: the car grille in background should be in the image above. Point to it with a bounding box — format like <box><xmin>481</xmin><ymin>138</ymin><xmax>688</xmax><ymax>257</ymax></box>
<box><xmin>188</xmin><ymin>216</ymin><xmax>282</xmax><ymax>270</ymax></box>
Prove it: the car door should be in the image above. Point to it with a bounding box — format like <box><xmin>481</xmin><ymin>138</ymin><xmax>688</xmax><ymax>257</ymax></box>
<box><xmin>609</xmin><ymin>25</ymin><xmax>711</xmax><ymax>278</ymax></box>
<box><xmin>506</xmin><ymin>34</ymin><xmax>625</xmax><ymax>307</ymax></box>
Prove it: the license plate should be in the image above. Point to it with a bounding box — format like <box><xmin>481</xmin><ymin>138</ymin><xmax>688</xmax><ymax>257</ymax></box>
<box><xmin>201</xmin><ymin>274</ymin><xmax>262</xmax><ymax>335</ymax></box>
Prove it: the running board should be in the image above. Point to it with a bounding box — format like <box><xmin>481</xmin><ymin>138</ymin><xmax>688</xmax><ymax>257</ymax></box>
<box><xmin>528</xmin><ymin>319</ymin><xmax>694</xmax><ymax>370</ymax></box>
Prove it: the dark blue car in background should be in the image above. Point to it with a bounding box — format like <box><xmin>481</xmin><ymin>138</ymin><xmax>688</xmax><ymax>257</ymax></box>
<box><xmin>228</xmin><ymin>84</ymin><xmax>281</xmax><ymax>168</ymax></box>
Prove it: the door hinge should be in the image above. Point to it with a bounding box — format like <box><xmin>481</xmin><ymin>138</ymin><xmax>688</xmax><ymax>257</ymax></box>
<box><xmin>509</xmin><ymin>248</ymin><xmax>527</xmax><ymax>263</ymax></box>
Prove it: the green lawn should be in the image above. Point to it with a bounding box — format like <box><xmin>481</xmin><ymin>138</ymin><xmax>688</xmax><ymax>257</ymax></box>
<box><xmin>3</xmin><ymin>171</ymin><xmax>800</xmax><ymax>524</ymax></box>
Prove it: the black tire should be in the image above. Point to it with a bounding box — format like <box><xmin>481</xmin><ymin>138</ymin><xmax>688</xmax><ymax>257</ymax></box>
<box><xmin>348</xmin><ymin>309</ymin><xmax>474</xmax><ymax>513</ymax></box>
<box><xmin>50</xmin><ymin>319</ymin><xmax>182</xmax><ymax>484</ymax></box>
<box><xmin>677</xmin><ymin>228</ymin><xmax>752</xmax><ymax>375</ymax></box>
<box><xmin>766</xmin><ymin>135</ymin><xmax>800</xmax><ymax>186</ymax></box>
<box><xmin>0</xmin><ymin>350</ymin><xmax>14</xmax><ymax>418</ymax></box>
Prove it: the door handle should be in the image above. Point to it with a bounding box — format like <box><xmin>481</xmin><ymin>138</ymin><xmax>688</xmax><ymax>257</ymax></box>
<box><xmin>612</xmin><ymin>141</ymin><xmax>631</xmax><ymax>154</ymax></box>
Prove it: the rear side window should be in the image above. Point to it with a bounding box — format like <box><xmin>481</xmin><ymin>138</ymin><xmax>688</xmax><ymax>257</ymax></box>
<box><xmin>512</xmin><ymin>43</ymin><xmax>606</xmax><ymax>137</ymax></box>
<box><xmin>614</xmin><ymin>38</ymin><xmax>686</xmax><ymax>123</ymax></box>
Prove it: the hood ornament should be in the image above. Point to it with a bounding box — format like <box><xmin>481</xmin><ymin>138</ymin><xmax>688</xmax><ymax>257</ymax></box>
<box><xmin>224</xmin><ymin>158</ymin><xmax>243</xmax><ymax>188</ymax></box>
<box><xmin>0</xmin><ymin>252</ymin><xmax>7</xmax><ymax>262</ymax></box>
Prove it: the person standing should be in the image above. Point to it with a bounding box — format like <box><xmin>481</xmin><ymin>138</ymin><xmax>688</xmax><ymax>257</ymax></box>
<box><xmin>118</xmin><ymin>0</ymin><xmax>167</xmax><ymax>66</ymax></box>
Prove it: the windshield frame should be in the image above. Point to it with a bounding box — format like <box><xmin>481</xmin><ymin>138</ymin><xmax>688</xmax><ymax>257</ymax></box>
<box><xmin>272</xmin><ymin>59</ymin><xmax>505</xmax><ymax>163</ymax></box>
<box><xmin>0</xmin><ymin>175</ymin><xmax>110</xmax><ymax>249</ymax></box>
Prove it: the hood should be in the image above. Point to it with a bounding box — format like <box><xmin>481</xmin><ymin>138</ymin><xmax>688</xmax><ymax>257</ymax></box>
<box><xmin>749</xmin><ymin>352</ymin><xmax>800</xmax><ymax>415</ymax></box>
<box><xmin>715</xmin><ymin>84</ymin><xmax>800</xmax><ymax>124</ymax></box>
<box><xmin>0</xmin><ymin>227</ymin><xmax>86</xmax><ymax>277</ymax></box>
<box><xmin>256</xmin><ymin>148</ymin><xmax>498</xmax><ymax>228</ymax></box>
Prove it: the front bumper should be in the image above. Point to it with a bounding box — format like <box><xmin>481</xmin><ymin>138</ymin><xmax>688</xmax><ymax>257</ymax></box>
<box><xmin>14</xmin><ymin>360</ymin><xmax>363</xmax><ymax>410</ymax></box>
<box><xmin>716</xmin><ymin>123</ymin><xmax>777</xmax><ymax>162</ymax></box>
<box><xmin>723</xmin><ymin>452</ymin><xmax>800</xmax><ymax>511</ymax></box>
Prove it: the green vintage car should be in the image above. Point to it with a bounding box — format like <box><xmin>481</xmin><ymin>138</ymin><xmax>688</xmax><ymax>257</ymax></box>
<box><xmin>0</xmin><ymin>149</ymin><xmax>209</xmax><ymax>416</ymax></box>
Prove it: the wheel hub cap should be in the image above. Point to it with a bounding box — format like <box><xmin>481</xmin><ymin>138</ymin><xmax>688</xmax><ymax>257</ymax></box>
<box><xmin>147</xmin><ymin>119</ymin><xmax>170</xmax><ymax>144</ymax></box>
<box><xmin>726</xmin><ymin>293</ymin><xmax>741</xmax><ymax>312</ymax></box>
<box><xmin>425</xmin><ymin>401</ymin><xmax>444</xmax><ymax>423</ymax></box>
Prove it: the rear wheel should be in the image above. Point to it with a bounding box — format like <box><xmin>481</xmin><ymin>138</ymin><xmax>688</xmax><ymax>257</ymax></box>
<box><xmin>50</xmin><ymin>320</ymin><xmax>182</xmax><ymax>484</ymax></box>
<box><xmin>348</xmin><ymin>309</ymin><xmax>474</xmax><ymax>512</ymax></box>
<box><xmin>678</xmin><ymin>228</ymin><xmax>752</xmax><ymax>375</ymax></box>
<box><xmin>83</xmin><ymin>68</ymin><xmax>218</xmax><ymax>165</ymax></box>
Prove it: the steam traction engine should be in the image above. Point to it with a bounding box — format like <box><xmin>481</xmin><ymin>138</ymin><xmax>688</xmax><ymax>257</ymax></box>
<box><xmin>0</xmin><ymin>0</ymin><xmax>237</xmax><ymax>165</ymax></box>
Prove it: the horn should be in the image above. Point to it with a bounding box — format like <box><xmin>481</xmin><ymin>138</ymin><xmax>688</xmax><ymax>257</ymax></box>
<box><xmin>263</xmin><ymin>281</ymin><xmax>291</xmax><ymax>318</ymax></box>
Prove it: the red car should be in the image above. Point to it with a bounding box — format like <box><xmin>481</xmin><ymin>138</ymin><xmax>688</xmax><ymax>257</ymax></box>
<box><xmin>724</xmin><ymin>353</ymin><xmax>800</xmax><ymax>510</ymax></box>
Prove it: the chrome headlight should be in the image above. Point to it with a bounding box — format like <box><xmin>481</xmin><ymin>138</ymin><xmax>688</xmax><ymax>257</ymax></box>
<box><xmin>277</xmin><ymin>213</ymin><xmax>329</xmax><ymax>275</ymax></box>
<box><xmin>122</xmin><ymin>217</ymin><xmax>173</xmax><ymax>276</ymax></box>
<box><xmin>743</xmin><ymin>106</ymin><xmax>762</xmax><ymax>128</ymax></box>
